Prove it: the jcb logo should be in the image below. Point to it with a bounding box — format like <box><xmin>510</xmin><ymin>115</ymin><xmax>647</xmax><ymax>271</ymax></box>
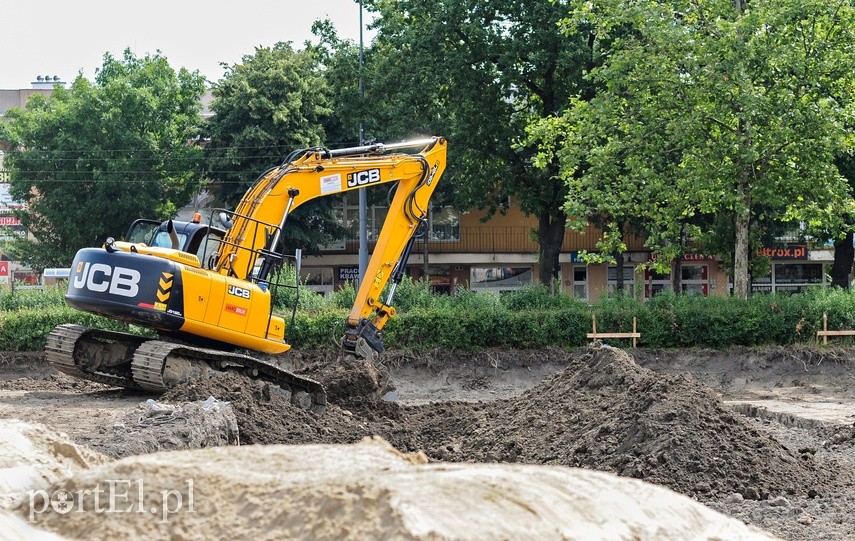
<box><xmin>227</xmin><ymin>285</ymin><xmax>251</xmax><ymax>299</ymax></box>
<box><xmin>72</xmin><ymin>262</ymin><xmax>140</xmax><ymax>298</ymax></box>
<box><xmin>347</xmin><ymin>168</ymin><xmax>381</xmax><ymax>188</ymax></box>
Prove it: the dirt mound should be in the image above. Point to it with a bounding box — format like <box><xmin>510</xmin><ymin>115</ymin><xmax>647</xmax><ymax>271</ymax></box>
<box><xmin>422</xmin><ymin>346</ymin><xmax>830</xmax><ymax>500</ymax></box>
<box><xmin>80</xmin><ymin>398</ymin><xmax>239</xmax><ymax>459</ymax></box>
<box><xmin>154</xmin><ymin>346</ymin><xmax>833</xmax><ymax>503</ymax></box>
<box><xmin>161</xmin><ymin>371</ymin><xmax>375</xmax><ymax>445</ymax></box>
<box><xmin>0</xmin><ymin>420</ymin><xmax>109</xmax><ymax>510</ymax></box>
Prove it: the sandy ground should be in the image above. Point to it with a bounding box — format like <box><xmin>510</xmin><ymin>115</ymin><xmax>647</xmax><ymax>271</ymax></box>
<box><xmin>1</xmin><ymin>346</ymin><xmax>854</xmax><ymax>540</ymax></box>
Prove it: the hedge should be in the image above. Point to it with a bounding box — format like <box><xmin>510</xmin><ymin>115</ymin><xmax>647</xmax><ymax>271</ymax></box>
<box><xmin>2</xmin><ymin>286</ymin><xmax>855</xmax><ymax>352</ymax></box>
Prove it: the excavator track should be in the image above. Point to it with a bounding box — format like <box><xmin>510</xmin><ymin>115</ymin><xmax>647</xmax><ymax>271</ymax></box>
<box><xmin>46</xmin><ymin>324</ymin><xmax>145</xmax><ymax>390</ymax></box>
<box><xmin>46</xmin><ymin>324</ymin><xmax>327</xmax><ymax>415</ymax></box>
<box><xmin>130</xmin><ymin>339</ymin><xmax>327</xmax><ymax>415</ymax></box>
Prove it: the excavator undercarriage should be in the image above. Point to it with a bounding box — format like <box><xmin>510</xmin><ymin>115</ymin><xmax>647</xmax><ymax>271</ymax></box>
<box><xmin>46</xmin><ymin>324</ymin><xmax>327</xmax><ymax>414</ymax></box>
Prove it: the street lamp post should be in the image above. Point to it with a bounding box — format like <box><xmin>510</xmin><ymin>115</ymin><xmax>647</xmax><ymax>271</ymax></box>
<box><xmin>357</xmin><ymin>0</ymin><xmax>368</xmax><ymax>284</ymax></box>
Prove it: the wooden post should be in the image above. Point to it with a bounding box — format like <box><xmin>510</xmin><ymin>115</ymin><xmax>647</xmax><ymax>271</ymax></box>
<box><xmin>823</xmin><ymin>312</ymin><xmax>828</xmax><ymax>345</ymax></box>
<box><xmin>632</xmin><ymin>317</ymin><xmax>637</xmax><ymax>348</ymax></box>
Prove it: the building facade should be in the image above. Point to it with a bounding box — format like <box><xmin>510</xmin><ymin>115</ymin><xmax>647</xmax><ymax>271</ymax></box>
<box><xmin>298</xmin><ymin>202</ymin><xmax>740</xmax><ymax>302</ymax></box>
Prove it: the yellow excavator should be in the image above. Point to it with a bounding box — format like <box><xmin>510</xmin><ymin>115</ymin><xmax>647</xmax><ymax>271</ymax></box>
<box><xmin>46</xmin><ymin>137</ymin><xmax>448</xmax><ymax>414</ymax></box>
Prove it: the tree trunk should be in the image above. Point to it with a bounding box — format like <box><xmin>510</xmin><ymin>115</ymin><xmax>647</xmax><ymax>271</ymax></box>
<box><xmin>537</xmin><ymin>210</ymin><xmax>566</xmax><ymax>288</ymax></box>
<box><xmin>672</xmin><ymin>224</ymin><xmax>686</xmax><ymax>294</ymax></box>
<box><xmin>615</xmin><ymin>251</ymin><xmax>626</xmax><ymax>292</ymax></box>
<box><xmin>672</xmin><ymin>258</ymin><xmax>683</xmax><ymax>294</ymax></box>
<box><xmin>733</xmin><ymin>173</ymin><xmax>752</xmax><ymax>299</ymax></box>
<box><xmin>831</xmin><ymin>232</ymin><xmax>854</xmax><ymax>289</ymax></box>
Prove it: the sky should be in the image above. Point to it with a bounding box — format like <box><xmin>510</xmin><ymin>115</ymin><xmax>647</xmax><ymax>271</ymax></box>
<box><xmin>0</xmin><ymin>0</ymin><xmax>376</xmax><ymax>89</ymax></box>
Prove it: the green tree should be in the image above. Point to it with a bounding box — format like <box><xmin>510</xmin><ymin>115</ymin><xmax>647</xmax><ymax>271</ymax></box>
<box><xmin>3</xmin><ymin>49</ymin><xmax>207</xmax><ymax>270</ymax></box>
<box><xmin>204</xmin><ymin>42</ymin><xmax>346</xmax><ymax>253</ymax></box>
<box><xmin>362</xmin><ymin>0</ymin><xmax>598</xmax><ymax>286</ymax></box>
<box><xmin>535</xmin><ymin>0</ymin><xmax>855</xmax><ymax>298</ymax></box>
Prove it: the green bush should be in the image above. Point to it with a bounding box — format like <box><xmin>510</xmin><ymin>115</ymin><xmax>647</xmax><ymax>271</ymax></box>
<box><xmin>329</xmin><ymin>282</ymin><xmax>357</xmax><ymax>310</ymax></box>
<box><xmin>500</xmin><ymin>284</ymin><xmax>587</xmax><ymax>311</ymax></box>
<box><xmin>0</xmin><ymin>286</ymin><xmax>67</xmax><ymax>312</ymax></box>
<box><xmin>383</xmin><ymin>275</ymin><xmax>438</xmax><ymax>311</ymax></box>
<box><xmin>0</xmin><ymin>306</ymin><xmax>148</xmax><ymax>351</ymax></box>
<box><xmin>7</xmin><ymin>279</ymin><xmax>855</xmax><ymax>353</ymax></box>
<box><xmin>288</xmin><ymin>309</ymin><xmax>348</xmax><ymax>350</ymax></box>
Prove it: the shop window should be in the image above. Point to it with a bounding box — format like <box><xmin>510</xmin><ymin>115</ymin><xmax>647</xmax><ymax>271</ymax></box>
<box><xmin>300</xmin><ymin>267</ymin><xmax>334</xmax><ymax>296</ymax></box>
<box><xmin>426</xmin><ymin>265</ymin><xmax>452</xmax><ymax>294</ymax></box>
<box><xmin>751</xmin><ymin>263</ymin><xmax>825</xmax><ymax>294</ymax></box>
<box><xmin>572</xmin><ymin>266</ymin><xmax>588</xmax><ymax>300</ymax></box>
<box><xmin>645</xmin><ymin>268</ymin><xmax>670</xmax><ymax>297</ymax></box>
<box><xmin>300</xmin><ymin>267</ymin><xmax>333</xmax><ymax>286</ymax></box>
<box><xmin>774</xmin><ymin>263</ymin><xmax>822</xmax><ymax>284</ymax></box>
<box><xmin>471</xmin><ymin>267</ymin><xmax>532</xmax><ymax>292</ymax></box>
<box><xmin>607</xmin><ymin>266</ymin><xmax>636</xmax><ymax>293</ymax></box>
<box><xmin>13</xmin><ymin>270</ymin><xmax>39</xmax><ymax>287</ymax></box>
<box><xmin>681</xmin><ymin>266</ymin><xmax>705</xmax><ymax>280</ymax></box>
<box><xmin>680</xmin><ymin>264</ymin><xmax>708</xmax><ymax>296</ymax></box>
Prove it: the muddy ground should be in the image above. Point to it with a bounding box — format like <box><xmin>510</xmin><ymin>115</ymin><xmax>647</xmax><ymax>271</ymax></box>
<box><xmin>1</xmin><ymin>345</ymin><xmax>854</xmax><ymax>541</ymax></box>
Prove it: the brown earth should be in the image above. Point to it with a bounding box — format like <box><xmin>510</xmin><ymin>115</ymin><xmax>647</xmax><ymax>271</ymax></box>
<box><xmin>1</xmin><ymin>345</ymin><xmax>854</xmax><ymax>541</ymax></box>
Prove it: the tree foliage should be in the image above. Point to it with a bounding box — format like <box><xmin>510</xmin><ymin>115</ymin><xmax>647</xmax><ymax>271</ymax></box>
<box><xmin>361</xmin><ymin>0</ymin><xmax>599</xmax><ymax>285</ymax></box>
<box><xmin>204</xmin><ymin>42</ymin><xmax>347</xmax><ymax>253</ymax></box>
<box><xmin>531</xmin><ymin>0</ymin><xmax>855</xmax><ymax>298</ymax></box>
<box><xmin>3</xmin><ymin>49</ymin><xmax>207</xmax><ymax>270</ymax></box>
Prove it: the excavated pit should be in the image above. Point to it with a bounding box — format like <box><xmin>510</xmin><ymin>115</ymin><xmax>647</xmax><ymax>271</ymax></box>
<box><xmin>3</xmin><ymin>346</ymin><xmax>855</xmax><ymax>541</ymax></box>
<box><xmin>159</xmin><ymin>345</ymin><xmax>838</xmax><ymax>502</ymax></box>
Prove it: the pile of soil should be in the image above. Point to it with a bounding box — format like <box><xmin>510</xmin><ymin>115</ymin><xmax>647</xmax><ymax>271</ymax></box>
<box><xmin>405</xmin><ymin>346</ymin><xmax>830</xmax><ymax>500</ymax></box>
<box><xmin>161</xmin><ymin>345</ymin><xmax>835</xmax><ymax>502</ymax></box>
<box><xmin>80</xmin><ymin>398</ymin><xmax>239</xmax><ymax>458</ymax></box>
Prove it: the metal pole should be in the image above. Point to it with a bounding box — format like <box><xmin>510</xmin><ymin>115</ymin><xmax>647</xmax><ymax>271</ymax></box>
<box><xmin>357</xmin><ymin>0</ymin><xmax>368</xmax><ymax>284</ymax></box>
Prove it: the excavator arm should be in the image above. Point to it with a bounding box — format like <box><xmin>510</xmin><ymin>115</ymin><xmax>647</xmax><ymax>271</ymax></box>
<box><xmin>213</xmin><ymin>136</ymin><xmax>448</xmax><ymax>358</ymax></box>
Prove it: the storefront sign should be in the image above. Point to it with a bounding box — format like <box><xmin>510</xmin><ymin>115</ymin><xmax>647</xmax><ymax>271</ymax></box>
<box><xmin>338</xmin><ymin>266</ymin><xmax>359</xmax><ymax>281</ymax></box>
<box><xmin>757</xmin><ymin>245</ymin><xmax>807</xmax><ymax>260</ymax></box>
<box><xmin>650</xmin><ymin>253</ymin><xmax>716</xmax><ymax>262</ymax></box>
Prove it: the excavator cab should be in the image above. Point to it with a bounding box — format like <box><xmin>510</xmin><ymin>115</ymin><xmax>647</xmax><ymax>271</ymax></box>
<box><xmin>126</xmin><ymin>217</ymin><xmax>226</xmax><ymax>270</ymax></box>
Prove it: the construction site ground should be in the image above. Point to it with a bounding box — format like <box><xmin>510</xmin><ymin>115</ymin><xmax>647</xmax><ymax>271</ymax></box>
<box><xmin>1</xmin><ymin>345</ymin><xmax>854</xmax><ymax>540</ymax></box>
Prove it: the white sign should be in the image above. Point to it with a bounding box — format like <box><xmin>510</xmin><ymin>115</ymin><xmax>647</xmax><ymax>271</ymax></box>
<box><xmin>319</xmin><ymin>173</ymin><xmax>342</xmax><ymax>195</ymax></box>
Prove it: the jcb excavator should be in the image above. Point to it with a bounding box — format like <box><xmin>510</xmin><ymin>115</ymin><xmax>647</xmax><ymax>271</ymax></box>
<box><xmin>46</xmin><ymin>137</ymin><xmax>447</xmax><ymax>414</ymax></box>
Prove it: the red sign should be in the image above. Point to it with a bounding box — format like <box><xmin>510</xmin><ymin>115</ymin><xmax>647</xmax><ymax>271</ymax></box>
<box><xmin>0</xmin><ymin>216</ymin><xmax>20</xmax><ymax>226</ymax></box>
<box><xmin>0</xmin><ymin>262</ymin><xmax>7</xmax><ymax>277</ymax></box>
<box><xmin>225</xmin><ymin>304</ymin><xmax>247</xmax><ymax>316</ymax></box>
<box><xmin>756</xmin><ymin>245</ymin><xmax>807</xmax><ymax>260</ymax></box>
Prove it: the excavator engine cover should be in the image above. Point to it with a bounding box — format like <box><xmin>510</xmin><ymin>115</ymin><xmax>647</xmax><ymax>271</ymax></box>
<box><xmin>66</xmin><ymin>248</ymin><xmax>185</xmax><ymax>332</ymax></box>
